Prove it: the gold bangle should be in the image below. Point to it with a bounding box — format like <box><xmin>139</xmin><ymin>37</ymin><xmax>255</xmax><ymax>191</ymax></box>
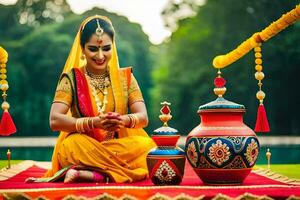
<box><xmin>84</xmin><ymin>118</ymin><xmax>90</xmax><ymax>131</ymax></box>
<box><xmin>128</xmin><ymin>114</ymin><xmax>134</xmax><ymax>128</ymax></box>
<box><xmin>75</xmin><ymin>119</ymin><xmax>80</xmax><ymax>132</ymax></box>
<box><xmin>79</xmin><ymin>118</ymin><xmax>85</xmax><ymax>133</ymax></box>
<box><xmin>91</xmin><ymin>118</ymin><xmax>95</xmax><ymax>130</ymax></box>
<box><xmin>128</xmin><ymin>114</ymin><xmax>138</xmax><ymax>128</ymax></box>
<box><xmin>132</xmin><ymin>114</ymin><xmax>139</xmax><ymax>128</ymax></box>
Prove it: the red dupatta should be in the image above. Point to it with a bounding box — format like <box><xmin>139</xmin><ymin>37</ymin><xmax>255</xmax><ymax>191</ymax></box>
<box><xmin>73</xmin><ymin>68</ymin><xmax>105</xmax><ymax>142</ymax></box>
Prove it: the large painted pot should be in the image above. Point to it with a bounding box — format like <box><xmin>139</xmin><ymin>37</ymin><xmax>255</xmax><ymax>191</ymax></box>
<box><xmin>185</xmin><ymin>97</ymin><xmax>260</xmax><ymax>184</ymax></box>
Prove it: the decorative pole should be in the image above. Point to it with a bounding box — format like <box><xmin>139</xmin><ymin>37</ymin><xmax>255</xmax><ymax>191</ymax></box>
<box><xmin>266</xmin><ymin>148</ymin><xmax>271</xmax><ymax>170</ymax></box>
<box><xmin>0</xmin><ymin>46</ymin><xmax>16</xmax><ymax>135</ymax></box>
<box><xmin>7</xmin><ymin>149</ymin><xmax>11</xmax><ymax>169</ymax></box>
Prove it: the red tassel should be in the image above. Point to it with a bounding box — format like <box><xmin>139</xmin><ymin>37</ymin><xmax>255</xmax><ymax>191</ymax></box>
<box><xmin>0</xmin><ymin>110</ymin><xmax>17</xmax><ymax>136</ymax></box>
<box><xmin>254</xmin><ymin>104</ymin><xmax>270</xmax><ymax>133</ymax></box>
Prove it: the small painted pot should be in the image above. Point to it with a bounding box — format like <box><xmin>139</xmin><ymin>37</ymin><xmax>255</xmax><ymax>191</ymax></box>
<box><xmin>147</xmin><ymin>146</ymin><xmax>185</xmax><ymax>185</ymax></box>
<box><xmin>147</xmin><ymin>102</ymin><xmax>186</xmax><ymax>185</ymax></box>
<box><xmin>185</xmin><ymin>97</ymin><xmax>260</xmax><ymax>184</ymax></box>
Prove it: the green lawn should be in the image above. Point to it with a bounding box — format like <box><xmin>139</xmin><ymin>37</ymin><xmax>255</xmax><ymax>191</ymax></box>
<box><xmin>0</xmin><ymin>160</ymin><xmax>22</xmax><ymax>170</ymax></box>
<box><xmin>1</xmin><ymin>161</ymin><xmax>299</xmax><ymax>180</ymax></box>
<box><xmin>254</xmin><ymin>164</ymin><xmax>300</xmax><ymax>179</ymax></box>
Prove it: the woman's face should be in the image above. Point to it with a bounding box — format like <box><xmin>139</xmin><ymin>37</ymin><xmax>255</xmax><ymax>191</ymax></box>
<box><xmin>83</xmin><ymin>33</ymin><xmax>112</xmax><ymax>73</ymax></box>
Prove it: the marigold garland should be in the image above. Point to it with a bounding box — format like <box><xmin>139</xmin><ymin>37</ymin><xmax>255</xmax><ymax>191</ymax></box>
<box><xmin>211</xmin><ymin>4</ymin><xmax>300</xmax><ymax>133</ymax></box>
<box><xmin>212</xmin><ymin>4</ymin><xmax>300</xmax><ymax>69</ymax></box>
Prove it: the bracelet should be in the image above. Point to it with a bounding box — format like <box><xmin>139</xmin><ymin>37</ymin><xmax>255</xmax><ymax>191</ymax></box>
<box><xmin>128</xmin><ymin>114</ymin><xmax>139</xmax><ymax>128</ymax></box>
<box><xmin>76</xmin><ymin>118</ymin><xmax>89</xmax><ymax>133</ymax></box>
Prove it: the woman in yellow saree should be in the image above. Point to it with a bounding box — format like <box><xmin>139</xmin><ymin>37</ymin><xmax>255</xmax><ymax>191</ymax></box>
<box><xmin>32</xmin><ymin>15</ymin><xmax>155</xmax><ymax>183</ymax></box>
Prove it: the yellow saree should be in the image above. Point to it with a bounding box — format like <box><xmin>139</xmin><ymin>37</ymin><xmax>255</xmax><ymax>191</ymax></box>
<box><xmin>43</xmin><ymin>16</ymin><xmax>155</xmax><ymax>183</ymax></box>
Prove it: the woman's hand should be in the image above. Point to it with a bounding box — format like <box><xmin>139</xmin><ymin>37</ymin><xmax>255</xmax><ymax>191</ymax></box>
<box><xmin>93</xmin><ymin>112</ymin><xmax>124</xmax><ymax>132</ymax></box>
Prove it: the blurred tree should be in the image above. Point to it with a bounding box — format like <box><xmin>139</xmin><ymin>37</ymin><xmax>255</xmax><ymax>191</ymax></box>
<box><xmin>15</xmin><ymin>0</ymin><xmax>72</xmax><ymax>27</ymax></box>
<box><xmin>150</xmin><ymin>0</ymin><xmax>300</xmax><ymax>135</ymax></box>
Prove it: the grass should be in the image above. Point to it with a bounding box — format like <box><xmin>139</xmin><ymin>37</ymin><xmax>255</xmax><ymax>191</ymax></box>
<box><xmin>0</xmin><ymin>160</ymin><xmax>22</xmax><ymax>170</ymax></box>
<box><xmin>254</xmin><ymin>164</ymin><xmax>300</xmax><ymax>179</ymax></box>
<box><xmin>1</xmin><ymin>160</ymin><xmax>299</xmax><ymax>180</ymax></box>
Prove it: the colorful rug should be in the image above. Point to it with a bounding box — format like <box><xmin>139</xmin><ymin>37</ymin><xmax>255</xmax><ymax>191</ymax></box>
<box><xmin>0</xmin><ymin>161</ymin><xmax>299</xmax><ymax>200</ymax></box>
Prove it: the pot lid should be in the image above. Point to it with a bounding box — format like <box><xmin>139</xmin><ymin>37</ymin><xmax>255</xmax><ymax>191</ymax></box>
<box><xmin>154</xmin><ymin>126</ymin><xmax>178</xmax><ymax>135</ymax></box>
<box><xmin>198</xmin><ymin>97</ymin><xmax>245</xmax><ymax>112</ymax></box>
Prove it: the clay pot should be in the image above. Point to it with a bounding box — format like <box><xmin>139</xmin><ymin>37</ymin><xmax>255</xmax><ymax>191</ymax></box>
<box><xmin>185</xmin><ymin>97</ymin><xmax>260</xmax><ymax>184</ymax></box>
<box><xmin>147</xmin><ymin>111</ymin><xmax>185</xmax><ymax>185</ymax></box>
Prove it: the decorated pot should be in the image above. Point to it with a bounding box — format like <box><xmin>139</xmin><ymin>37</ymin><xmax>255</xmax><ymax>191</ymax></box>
<box><xmin>147</xmin><ymin>102</ymin><xmax>186</xmax><ymax>185</ymax></box>
<box><xmin>185</xmin><ymin>97</ymin><xmax>260</xmax><ymax>184</ymax></box>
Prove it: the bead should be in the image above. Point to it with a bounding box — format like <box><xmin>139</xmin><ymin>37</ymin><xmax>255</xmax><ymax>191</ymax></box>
<box><xmin>256</xmin><ymin>90</ymin><xmax>265</xmax><ymax>100</ymax></box>
<box><xmin>255</xmin><ymin>52</ymin><xmax>262</xmax><ymax>58</ymax></box>
<box><xmin>255</xmin><ymin>65</ymin><xmax>263</xmax><ymax>71</ymax></box>
<box><xmin>255</xmin><ymin>58</ymin><xmax>262</xmax><ymax>65</ymax></box>
<box><xmin>0</xmin><ymin>64</ymin><xmax>6</xmax><ymax>68</ymax></box>
<box><xmin>0</xmin><ymin>83</ymin><xmax>9</xmax><ymax>91</ymax></box>
<box><xmin>0</xmin><ymin>80</ymin><xmax>8</xmax><ymax>85</ymax></box>
<box><xmin>0</xmin><ymin>68</ymin><xmax>7</xmax><ymax>73</ymax></box>
<box><xmin>1</xmin><ymin>101</ymin><xmax>10</xmax><ymax>110</ymax></box>
<box><xmin>0</xmin><ymin>74</ymin><xmax>7</xmax><ymax>80</ymax></box>
<box><xmin>255</xmin><ymin>72</ymin><xmax>265</xmax><ymax>80</ymax></box>
<box><xmin>213</xmin><ymin>87</ymin><xmax>226</xmax><ymax>97</ymax></box>
<box><xmin>254</xmin><ymin>47</ymin><xmax>261</xmax><ymax>52</ymax></box>
<box><xmin>214</xmin><ymin>77</ymin><xmax>226</xmax><ymax>87</ymax></box>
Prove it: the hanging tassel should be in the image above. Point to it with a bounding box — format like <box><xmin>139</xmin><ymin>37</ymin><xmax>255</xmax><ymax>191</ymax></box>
<box><xmin>0</xmin><ymin>101</ymin><xmax>17</xmax><ymax>136</ymax></box>
<box><xmin>253</xmin><ymin>45</ymin><xmax>270</xmax><ymax>133</ymax></box>
<box><xmin>254</xmin><ymin>104</ymin><xmax>270</xmax><ymax>132</ymax></box>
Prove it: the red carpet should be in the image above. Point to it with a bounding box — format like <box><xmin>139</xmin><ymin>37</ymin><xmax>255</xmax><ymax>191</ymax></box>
<box><xmin>0</xmin><ymin>161</ymin><xmax>299</xmax><ymax>199</ymax></box>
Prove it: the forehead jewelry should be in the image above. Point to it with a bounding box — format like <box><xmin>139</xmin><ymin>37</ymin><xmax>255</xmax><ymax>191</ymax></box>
<box><xmin>95</xmin><ymin>19</ymin><xmax>104</xmax><ymax>43</ymax></box>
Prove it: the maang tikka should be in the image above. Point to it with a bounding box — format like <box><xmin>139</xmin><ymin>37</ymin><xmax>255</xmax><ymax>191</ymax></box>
<box><xmin>95</xmin><ymin>19</ymin><xmax>104</xmax><ymax>41</ymax></box>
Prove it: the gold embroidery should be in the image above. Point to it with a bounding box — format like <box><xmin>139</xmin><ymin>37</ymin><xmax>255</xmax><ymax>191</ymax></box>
<box><xmin>53</xmin><ymin>77</ymin><xmax>72</xmax><ymax>107</ymax></box>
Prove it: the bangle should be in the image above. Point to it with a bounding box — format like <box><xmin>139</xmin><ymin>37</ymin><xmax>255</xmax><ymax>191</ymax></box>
<box><xmin>128</xmin><ymin>114</ymin><xmax>139</xmax><ymax>128</ymax></box>
<box><xmin>84</xmin><ymin>118</ymin><xmax>90</xmax><ymax>131</ymax></box>
<box><xmin>91</xmin><ymin>118</ymin><xmax>95</xmax><ymax>130</ymax></box>
<box><xmin>76</xmin><ymin>118</ymin><xmax>87</xmax><ymax>133</ymax></box>
<box><xmin>75</xmin><ymin>119</ymin><xmax>80</xmax><ymax>132</ymax></box>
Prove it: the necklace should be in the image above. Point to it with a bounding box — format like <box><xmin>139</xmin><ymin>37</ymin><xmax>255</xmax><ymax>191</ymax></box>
<box><xmin>85</xmin><ymin>67</ymin><xmax>110</xmax><ymax>115</ymax></box>
<box><xmin>86</xmin><ymin>67</ymin><xmax>110</xmax><ymax>91</ymax></box>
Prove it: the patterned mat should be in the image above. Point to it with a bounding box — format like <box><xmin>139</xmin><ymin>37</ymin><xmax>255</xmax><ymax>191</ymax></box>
<box><xmin>0</xmin><ymin>161</ymin><xmax>299</xmax><ymax>199</ymax></box>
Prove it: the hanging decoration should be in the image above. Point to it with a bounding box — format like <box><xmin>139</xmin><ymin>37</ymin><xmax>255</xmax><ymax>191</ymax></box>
<box><xmin>0</xmin><ymin>46</ymin><xmax>17</xmax><ymax>136</ymax></box>
<box><xmin>212</xmin><ymin>4</ymin><xmax>300</xmax><ymax>133</ymax></box>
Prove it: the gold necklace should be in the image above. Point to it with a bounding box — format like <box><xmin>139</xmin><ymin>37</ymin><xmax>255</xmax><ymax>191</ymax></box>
<box><xmin>85</xmin><ymin>67</ymin><xmax>110</xmax><ymax>91</ymax></box>
<box><xmin>85</xmin><ymin>67</ymin><xmax>110</xmax><ymax>115</ymax></box>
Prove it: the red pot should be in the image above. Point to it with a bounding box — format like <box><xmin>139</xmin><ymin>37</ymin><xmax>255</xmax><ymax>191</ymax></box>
<box><xmin>185</xmin><ymin>97</ymin><xmax>260</xmax><ymax>184</ymax></box>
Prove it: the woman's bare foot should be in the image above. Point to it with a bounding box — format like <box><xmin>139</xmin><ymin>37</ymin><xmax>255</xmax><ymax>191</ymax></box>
<box><xmin>64</xmin><ymin>169</ymin><xmax>81</xmax><ymax>183</ymax></box>
<box><xmin>64</xmin><ymin>169</ymin><xmax>103</xmax><ymax>183</ymax></box>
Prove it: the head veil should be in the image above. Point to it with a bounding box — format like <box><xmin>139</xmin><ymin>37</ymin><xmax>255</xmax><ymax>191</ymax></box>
<box><xmin>62</xmin><ymin>15</ymin><xmax>126</xmax><ymax>114</ymax></box>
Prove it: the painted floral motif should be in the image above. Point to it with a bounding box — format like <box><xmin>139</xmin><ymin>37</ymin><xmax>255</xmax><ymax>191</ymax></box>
<box><xmin>208</xmin><ymin>140</ymin><xmax>230</xmax><ymax>166</ymax></box>
<box><xmin>187</xmin><ymin>141</ymin><xmax>198</xmax><ymax>167</ymax></box>
<box><xmin>154</xmin><ymin>160</ymin><xmax>176</xmax><ymax>182</ymax></box>
<box><xmin>244</xmin><ymin>139</ymin><xmax>259</xmax><ymax>166</ymax></box>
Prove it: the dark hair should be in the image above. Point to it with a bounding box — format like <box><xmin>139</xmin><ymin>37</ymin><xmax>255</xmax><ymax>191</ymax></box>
<box><xmin>80</xmin><ymin>18</ymin><xmax>115</xmax><ymax>48</ymax></box>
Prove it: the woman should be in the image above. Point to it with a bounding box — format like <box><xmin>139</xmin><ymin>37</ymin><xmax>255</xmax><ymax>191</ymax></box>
<box><xmin>30</xmin><ymin>15</ymin><xmax>155</xmax><ymax>183</ymax></box>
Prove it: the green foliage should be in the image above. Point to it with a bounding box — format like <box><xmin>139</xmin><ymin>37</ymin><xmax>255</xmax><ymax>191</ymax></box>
<box><xmin>150</xmin><ymin>0</ymin><xmax>300</xmax><ymax>135</ymax></box>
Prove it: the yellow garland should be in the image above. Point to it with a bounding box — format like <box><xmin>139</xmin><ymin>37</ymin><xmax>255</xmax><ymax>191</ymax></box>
<box><xmin>0</xmin><ymin>46</ymin><xmax>8</xmax><ymax>64</ymax></box>
<box><xmin>213</xmin><ymin>4</ymin><xmax>300</xmax><ymax>69</ymax></box>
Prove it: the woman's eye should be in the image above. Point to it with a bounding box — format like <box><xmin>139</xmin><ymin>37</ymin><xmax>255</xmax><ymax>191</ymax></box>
<box><xmin>88</xmin><ymin>47</ymin><xmax>98</xmax><ymax>52</ymax></box>
<box><xmin>102</xmin><ymin>46</ymin><xmax>111</xmax><ymax>51</ymax></box>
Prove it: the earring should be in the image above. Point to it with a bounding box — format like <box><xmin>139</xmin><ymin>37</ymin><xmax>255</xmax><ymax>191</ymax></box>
<box><xmin>81</xmin><ymin>54</ymin><xmax>86</xmax><ymax>60</ymax></box>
